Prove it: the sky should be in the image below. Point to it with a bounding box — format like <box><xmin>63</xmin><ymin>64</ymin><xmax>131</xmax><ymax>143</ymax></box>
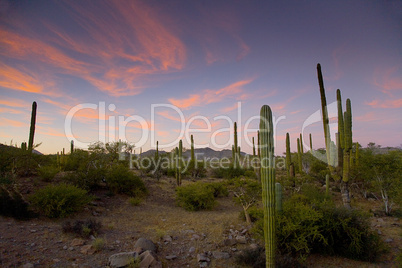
<box><xmin>0</xmin><ymin>0</ymin><xmax>401</xmax><ymax>156</ymax></box>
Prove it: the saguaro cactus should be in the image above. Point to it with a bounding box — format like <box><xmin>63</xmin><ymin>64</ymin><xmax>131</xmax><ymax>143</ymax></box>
<box><xmin>178</xmin><ymin>140</ymin><xmax>183</xmax><ymax>186</ymax></box>
<box><xmin>317</xmin><ymin>64</ymin><xmax>334</xmax><ymax>172</ymax></box>
<box><xmin>259</xmin><ymin>105</ymin><xmax>276</xmax><ymax>268</ymax></box>
<box><xmin>309</xmin><ymin>133</ymin><xmax>313</xmax><ymax>151</ymax></box>
<box><xmin>285</xmin><ymin>133</ymin><xmax>291</xmax><ymax>177</ymax></box>
<box><xmin>257</xmin><ymin>130</ymin><xmax>261</xmax><ymax>158</ymax></box>
<box><xmin>297</xmin><ymin>138</ymin><xmax>302</xmax><ymax>173</ymax></box>
<box><xmin>342</xmin><ymin>99</ymin><xmax>352</xmax><ymax>208</ymax></box>
<box><xmin>70</xmin><ymin>140</ymin><xmax>74</xmax><ymax>154</ymax></box>
<box><xmin>175</xmin><ymin>147</ymin><xmax>179</xmax><ymax>185</ymax></box>
<box><xmin>234</xmin><ymin>122</ymin><xmax>238</xmax><ymax>167</ymax></box>
<box><xmin>299</xmin><ymin>133</ymin><xmax>304</xmax><ymax>154</ymax></box>
<box><xmin>21</xmin><ymin>142</ymin><xmax>27</xmax><ymax>151</ymax></box>
<box><xmin>28</xmin><ymin>101</ymin><xmax>37</xmax><ymax>152</ymax></box>
<box><xmin>253</xmin><ymin>137</ymin><xmax>256</xmax><ymax>157</ymax></box>
<box><xmin>275</xmin><ymin>182</ymin><xmax>282</xmax><ymax>213</ymax></box>
<box><xmin>337</xmin><ymin>89</ymin><xmax>344</xmax><ymax>173</ymax></box>
<box><xmin>191</xmin><ymin>135</ymin><xmax>195</xmax><ymax>163</ymax></box>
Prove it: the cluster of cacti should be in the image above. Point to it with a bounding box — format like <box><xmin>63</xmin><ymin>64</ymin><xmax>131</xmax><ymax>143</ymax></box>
<box><xmin>57</xmin><ymin>149</ymin><xmax>66</xmax><ymax>169</ymax></box>
<box><xmin>275</xmin><ymin>182</ymin><xmax>282</xmax><ymax>213</ymax></box>
<box><xmin>28</xmin><ymin>101</ymin><xmax>37</xmax><ymax>153</ymax></box>
<box><xmin>259</xmin><ymin>105</ymin><xmax>276</xmax><ymax>267</ymax></box>
<box><xmin>285</xmin><ymin>133</ymin><xmax>291</xmax><ymax>177</ymax></box>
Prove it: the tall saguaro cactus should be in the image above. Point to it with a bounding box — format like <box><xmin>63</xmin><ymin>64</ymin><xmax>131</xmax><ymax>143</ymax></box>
<box><xmin>337</xmin><ymin>89</ymin><xmax>344</xmax><ymax>173</ymax></box>
<box><xmin>342</xmin><ymin>99</ymin><xmax>352</xmax><ymax>208</ymax></box>
<box><xmin>257</xmin><ymin>130</ymin><xmax>261</xmax><ymax>158</ymax></box>
<box><xmin>299</xmin><ymin>133</ymin><xmax>304</xmax><ymax>154</ymax></box>
<box><xmin>317</xmin><ymin>64</ymin><xmax>334</xmax><ymax>173</ymax></box>
<box><xmin>253</xmin><ymin>137</ymin><xmax>256</xmax><ymax>157</ymax></box>
<box><xmin>297</xmin><ymin>138</ymin><xmax>302</xmax><ymax>173</ymax></box>
<box><xmin>28</xmin><ymin>101</ymin><xmax>37</xmax><ymax>152</ymax></box>
<box><xmin>259</xmin><ymin>105</ymin><xmax>276</xmax><ymax>268</ymax></box>
<box><xmin>285</xmin><ymin>133</ymin><xmax>291</xmax><ymax>177</ymax></box>
<box><xmin>309</xmin><ymin>133</ymin><xmax>313</xmax><ymax>151</ymax></box>
<box><xmin>234</xmin><ymin>122</ymin><xmax>238</xmax><ymax>167</ymax></box>
<box><xmin>178</xmin><ymin>140</ymin><xmax>183</xmax><ymax>186</ymax></box>
<box><xmin>191</xmin><ymin>135</ymin><xmax>195</xmax><ymax>163</ymax></box>
<box><xmin>70</xmin><ymin>140</ymin><xmax>74</xmax><ymax>154</ymax></box>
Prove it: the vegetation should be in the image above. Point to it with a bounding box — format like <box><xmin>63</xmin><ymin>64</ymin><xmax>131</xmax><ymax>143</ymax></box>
<box><xmin>176</xmin><ymin>182</ymin><xmax>216</xmax><ymax>211</ymax></box>
<box><xmin>29</xmin><ymin>183</ymin><xmax>92</xmax><ymax>218</ymax></box>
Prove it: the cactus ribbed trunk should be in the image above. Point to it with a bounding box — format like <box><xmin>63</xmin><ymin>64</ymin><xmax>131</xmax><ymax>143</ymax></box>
<box><xmin>285</xmin><ymin>133</ymin><xmax>291</xmax><ymax>177</ymax></box>
<box><xmin>28</xmin><ymin>101</ymin><xmax>37</xmax><ymax>152</ymax></box>
<box><xmin>337</xmin><ymin>89</ymin><xmax>344</xmax><ymax>175</ymax></box>
<box><xmin>178</xmin><ymin>140</ymin><xmax>182</xmax><ymax>186</ymax></box>
<box><xmin>257</xmin><ymin>130</ymin><xmax>261</xmax><ymax>158</ymax></box>
<box><xmin>253</xmin><ymin>137</ymin><xmax>256</xmax><ymax>157</ymax></box>
<box><xmin>317</xmin><ymin>64</ymin><xmax>334</xmax><ymax>174</ymax></box>
<box><xmin>234</xmin><ymin>122</ymin><xmax>238</xmax><ymax>167</ymax></box>
<box><xmin>299</xmin><ymin>133</ymin><xmax>304</xmax><ymax>154</ymax></box>
<box><xmin>70</xmin><ymin>140</ymin><xmax>74</xmax><ymax>154</ymax></box>
<box><xmin>297</xmin><ymin>138</ymin><xmax>302</xmax><ymax>173</ymax></box>
<box><xmin>275</xmin><ymin>182</ymin><xmax>282</xmax><ymax>213</ymax></box>
<box><xmin>175</xmin><ymin>147</ymin><xmax>179</xmax><ymax>185</ymax></box>
<box><xmin>309</xmin><ymin>133</ymin><xmax>313</xmax><ymax>151</ymax></box>
<box><xmin>259</xmin><ymin>105</ymin><xmax>276</xmax><ymax>268</ymax></box>
<box><xmin>191</xmin><ymin>135</ymin><xmax>195</xmax><ymax>163</ymax></box>
<box><xmin>342</xmin><ymin>99</ymin><xmax>352</xmax><ymax>208</ymax></box>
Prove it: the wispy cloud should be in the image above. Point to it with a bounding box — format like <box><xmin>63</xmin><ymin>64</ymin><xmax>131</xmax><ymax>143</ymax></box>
<box><xmin>366</xmin><ymin>98</ymin><xmax>402</xmax><ymax>109</ymax></box>
<box><xmin>0</xmin><ymin>118</ymin><xmax>27</xmax><ymax>127</ymax></box>
<box><xmin>169</xmin><ymin>79</ymin><xmax>254</xmax><ymax>109</ymax></box>
<box><xmin>373</xmin><ymin>67</ymin><xmax>402</xmax><ymax>97</ymax></box>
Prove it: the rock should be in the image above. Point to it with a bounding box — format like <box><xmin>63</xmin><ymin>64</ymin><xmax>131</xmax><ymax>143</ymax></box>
<box><xmin>199</xmin><ymin>262</ymin><xmax>208</xmax><ymax>268</ymax></box>
<box><xmin>212</xmin><ymin>251</ymin><xmax>230</xmax><ymax>259</ymax></box>
<box><xmin>377</xmin><ymin>230</ymin><xmax>382</xmax><ymax>235</ymax></box>
<box><xmin>109</xmin><ymin>252</ymin><xmax>139</xmax><ymax>268</ymax></box>
<box><xmin>134</xmin><ymin>238</ymin><xmax>157</xmax><ymax>253</ymax></box>
<box><xmin>236</xmin><ymin>236</ymin><xmax>247</xmax><ymax>244</ymax></box>
<box><xmin>68</xmin><ymin>247</ymin><xmax>74</xmax><ymax>251</ymax></box>
<box><xmin>165</xmin><ymin>255</ymin><xmax>177</xmax><ymax>260</ymax></box>
<box><xmin>139</xmin><ymin>250</ymin><xmax>157</xmax><ymax>268</ymax></box>
<box><xmin>183</xmin><ymin>229</ymin><xmax>195</xmax><ymax>234</ymax></box>
<box><xmin>81</xmin><ymin>245</ymin><xmax>96</xmax><ymax>255</ymax></box>
<box><xmin>192</xmin><ymin>234</ymin><xmax>201</xmax><ymax>240</ymax></box>
<box><xmin>197</xmin><ymin>253</ymin><xmax>210</xmax><ymax>262</ymax></box>
<box><xmin>241</xmin><ymin>229</ymin><xmax>248</xmax><ymax>235</ymax></box>
<box><xmin>223</xmin><ymin>239</ymin><xmax>237</xmax><ymax>246</ymax></box>
<box><xmin>385</xmin><ymin>238</ymin><xmax>393</xmax><ymax>243</ymax></box>
<box><xmin>71</xmin><ymin>238</ymin><xmax>85</xmax><ymax>247</ymax></box>
<box><xmin>189</xmin><ymin>247</ymin><xmax>196</xmax><ymax>253</ymax></box>
<box><xmin>63</xmin><ymin>245</ymin><xmax>68</xmax><ymax>250</ymax></box>
<box><xmin>249</xmin><ymin>243</ymin><xmax>259</xmax><ymax>250</ymax></box>
<box><xmin>22</xmin><ymin>263</ymin><xmax>34</xmax><ymax>268</ymax></box>
<box><xmin>162</xmin><ymin>235</ymin><xmax>172</xmax><ymax>242</ymax></box>
<box><xmin>377</xmin><ymin>218</ymin><xmax>384</xmax><ymax>223</ymax></box>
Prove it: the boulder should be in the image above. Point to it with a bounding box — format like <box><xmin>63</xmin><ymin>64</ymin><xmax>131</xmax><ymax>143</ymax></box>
<box><xmin>212</xmin><ymin>251</ymin><xmax>230</xmax><ymax>259</ymax></box>
<box><xmin>109</xmin><ymin>252</ymin><xmax>139</xmax><ymax>268</ymax></box>
<box><xmin>134</xmin><ymin>238</ymin><xmax>157</xmax><ymax>253</ymax></box>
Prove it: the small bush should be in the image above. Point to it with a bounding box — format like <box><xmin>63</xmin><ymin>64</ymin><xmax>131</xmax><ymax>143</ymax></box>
<box><xmin>176</xmin><ymin>182</ymin><xmax>216</xmax><ymax>211</ymax></box>
<box><xmin>205</xmin><ymin>182</ymin><xmax>229</xmax><ymax>197</ymax></box>
<box><xmin>244</xmin><ymin>170</ymin><xmax>257</xmax><ymax>179</ymax></box>
<box><xmin>29</xmin><ymin>183</ymin><xmax>92</xmax><ymax>218</ymax></box>
<box><xmin>63</xmin><ymin>170</ymin><xmax>103</xmax><ymax>191</ymax></box>
<box><xmin>62</xmin><ymin>219</ymin><xmax>102</xmax><ymax>238</ymax></box>
<box><xmin>240</xmin><ymin>206</ymin><xmax>263</xmax><ymax>223</ymax></box>
<box><xmin>92</xmin><ymin>238</ymin><xmax>105</xmax><ymax>251</ymax></box>
<box><xmin>129</xmin><ymin>196</ymin><xmax>142</xmax><ymax>206</ymax></box>
<box><xmin>106</xmin><ymin>165</ymin><xmax>147</xmax><ymax>197</ymax></box>
<box><xmin>38</xmin><ymin>165</ymin><xmax>59</xmax><ymax>182</ymax></box>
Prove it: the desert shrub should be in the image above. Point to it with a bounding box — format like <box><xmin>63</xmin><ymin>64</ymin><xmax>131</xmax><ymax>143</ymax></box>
<box><xmin>38</xmin><ymin>165</ymin><xmax>59</xmax><ymax>182</ymax></box>
<box><xmin>176</xmin><ymin>182</ymin><xmax>216</xmax><ymax>211</ymax></box>
<box><xmin>105</xmin><ymin>164</ymin><xmax>147</xmax><ymax>197</ymax></box>
<box><xmin>300</xmin><ymin>183</ymin><xmax>329</xmax><ymax>205</ymax></box>
<box><xmin>62</xmin><ymin>170</ymin><xmax>103</xmax><ymax>191</ymax></box>
<box><xmin>62</xmin><ymin>219</ymin><xmax>102</xmax><ymax>238</ymax></box>
<box><xmin>251</xmin><ymin>193</ymin><xmax>386</xmax><ymax>263</ymax></box>
<box><xmin>205</xmin><ymin>182</ymin><xmax>229</xmax><ymax>197</ymax></box>
<box><xmin>29</xmin><ymin>183</ymin><xmax>92</xmax><ymax>218</ymax></box>
<box><xmin>316</xmin><ymin>207</ymin><xmax>387</xmax><ymax>262</ymax></box>
<box><xmin>239</xmin><ymin>205</ymin><xmax>263</xmax><ymax>223</ymax></box>
<box><xmin>92</xmin><ymin>237</ymin><xmax>105</xmax><ymax>251</ymax></box>
<box><xmin>129</xmin><ymin>196</ymin><xmax>143</xmax><ymax>206</ymax></box>
<box><xmin>244</xmin><ymin>169</ymin><xmax>258</xmax><ymax>179</ymax></box>
<box><xmin>0</xmin><ymin>186</ymin><xmax>33</xmax><ymax>219</ymax></box>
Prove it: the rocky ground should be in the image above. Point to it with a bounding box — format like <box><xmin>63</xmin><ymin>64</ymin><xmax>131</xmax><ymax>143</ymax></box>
<box><xmin>0</xmin><ymin>176</ymin><xmax>400</xmax><ymax>267</ymax></box>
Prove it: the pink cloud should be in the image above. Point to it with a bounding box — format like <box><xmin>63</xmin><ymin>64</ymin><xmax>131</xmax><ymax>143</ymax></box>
<box><xmin>366</xmin><ymin>99</ymin><xmax>402</xmax><ymax>109</ymax></box>
<box><xmin>373</xmin><ymin>67</ymin><xmax>402</xmax><ymax>96</ymax></box>
<box><xmin>168</xmin><ymin>79</ymin><xmax>254</xmax><ymax>109</ymax></box>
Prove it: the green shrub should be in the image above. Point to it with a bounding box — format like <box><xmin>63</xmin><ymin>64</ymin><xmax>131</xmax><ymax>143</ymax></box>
<box><xmin>244</xmin><ymin>170</ymin><xmax>257</xmax><ymax>179</ymax></box>
<box><xmin>176</xmin><ymin>182</ymin><xmax>216</xmax><ymax>211</ymax></box>
<box><xmin>205</xmin><ymin>182</ymin><xmax>229</xmax><ymax>197</ymax></box>
<box><xmin>29</xmin><ymin>183</ymin><xmax>92</xmax><ymax>218</ymax></box>
<box><xmin>106</xmin><ymin>165</ymin><xmax>147</xmax><ymax>197</ymax></box>
<box><xmin>92</xmin><ymin>238</ymin><xmax>105</xmax><ymax>251</ymax></box>
<box><xmin>129</xmin><ymin>196</ymin><xmax>143</xmax><ymax>206</ymax></box>
<box><xmin>38</xmin><ymin>165</ymin><xmax>59</xmax><ymax>181</ymax></box>
<box><xmin>240</xmin><ymin>205</ymin><xmax>263</xmax><ymax>223</ymax></box>
<box><xmin>63</xmin><ymin>168</ymin><xmax>105</xmax><ymax>191</ymax></box>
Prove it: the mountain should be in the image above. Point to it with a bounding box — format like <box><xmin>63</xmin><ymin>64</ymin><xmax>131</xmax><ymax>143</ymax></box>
<box><xmin>139</xmin><ymin>147</ymin><xmax>247</xmax><ymax>160</ymax></box>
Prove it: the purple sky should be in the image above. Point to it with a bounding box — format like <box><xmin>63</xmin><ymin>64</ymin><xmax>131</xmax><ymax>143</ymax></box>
<box><xmin>0</xmin><ymin>0</ymin><xmax>401</xmax><ymax>155</ymax></box>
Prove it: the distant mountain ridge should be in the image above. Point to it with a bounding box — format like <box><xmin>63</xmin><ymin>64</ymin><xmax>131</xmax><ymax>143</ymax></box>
<box><xmin>139</xmin><ymin>147</ymin><xmax>247</xmax><ymax>159</ymax></box>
